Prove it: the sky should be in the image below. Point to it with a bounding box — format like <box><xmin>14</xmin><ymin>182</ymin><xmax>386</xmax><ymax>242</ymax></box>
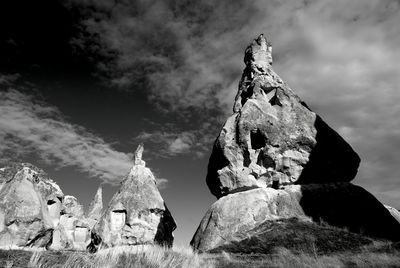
<box><xmin>1</xmin><ymin>0</ymin><xmax>400</xmax><ymax>246</ymax></box>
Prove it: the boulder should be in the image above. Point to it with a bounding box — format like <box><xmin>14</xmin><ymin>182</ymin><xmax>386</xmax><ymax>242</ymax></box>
<box><xmin>0</xmin><ymin>163</ymin><xmax>63</xmax><ymax>248</ymax></box>
<box><xmin>92</xmin><ymin>145</ymin><xmax>176</xmax><ymax>249</ymax></box>
<box><xmin>191</xmin><ymin>183</ymin><xmax>400</xmax><ymax>252</ymax></box>
<box><xmin>207</xmin><ymin>34</ymin><xmax>360</xmax><ymax>198</ymax></box>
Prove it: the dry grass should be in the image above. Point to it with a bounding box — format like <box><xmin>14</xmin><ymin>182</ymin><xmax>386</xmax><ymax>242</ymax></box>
<box><xmin>0</xmin><ymin>241</ymin><xmax>399</xmax><ymax>267</ymax></box>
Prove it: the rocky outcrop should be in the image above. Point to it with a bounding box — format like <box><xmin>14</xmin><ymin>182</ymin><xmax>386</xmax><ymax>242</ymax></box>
<box><xmin>0</xmin><ymin>163</ymin><xmax>63</xmax><ymax>248</ymax></box>
<box><xmin>50</xmin><ymin>195</ymin><xmax>91</xmax><ymax>251</ymax></box>
<box><xmin>191</xmin><ymin>183</ymin><xmax>400</xmax><ymax>252</ymax></box>
<box><xmin>192</xmin><ymin>34</ymin><xmax>400</xmax><ymax>253</ymax></box>
<box><xmin>92</xmin><ymin>145</ymin><xmax>176</xmax><ymax>249</ymax></box>
<box><xmin>63</xmin><ymin>195</ymin><xmax>84</xmax><ymax>218</ymax></box>
<box><xmin>87</xmin><ymin>186</ymin><xmax>103</xmax><ymax>228</ymax></box>
<box><xmin>207</xmin><ymin>34</ymin><xmax>360</xmax><ymax>198</ymax></box>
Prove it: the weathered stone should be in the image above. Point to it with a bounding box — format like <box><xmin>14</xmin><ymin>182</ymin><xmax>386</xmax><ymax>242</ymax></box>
<box><xmin>191</xmin><ymin>183</ymin><xmax>400</xmax><ymax>252</ymax></box>
<box><xmin>92</xmin><ymin>145</ymin><xmax>176</xmax><ymax>249</ymax></box>
<box><xmin>385</xmin><ymin>205</ymin><xmax>400</xmax><ymax>224</ymax></box>
<box><xmin>207</xmin><ymin>34</ymin><xmax>360</xmax><ymax>198</ymax></box>
<box><xmin>62</xmin><ymin>195</ymin><xmax>84</xmax><ymax>218</ymax></box>
<box><xmin>0</xmin><ymin>163</ymin><xmax>63</xmax><ymax>248</ymax></box>
<box><xmin>87</xmin><ymin>186</ymin><xmax>103</xmax><ymax>228</ymax></box>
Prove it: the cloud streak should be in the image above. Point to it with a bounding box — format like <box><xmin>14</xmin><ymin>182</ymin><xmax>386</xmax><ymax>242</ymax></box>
<box><xmin>0</xmin><ymin>83</ymin><xmax>166</xmax><ymax>186</ymax></box>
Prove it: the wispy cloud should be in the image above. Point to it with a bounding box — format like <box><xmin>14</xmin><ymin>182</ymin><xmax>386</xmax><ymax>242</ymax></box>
<box><xmin>0</xmin><ymin>82</ymin><xmax>165</xmax><ymax>186</ymax></box>
<box><xmin>135</xmin><ymin>124</ymin><xmax>217</xmax><ymax>159</ymax></box>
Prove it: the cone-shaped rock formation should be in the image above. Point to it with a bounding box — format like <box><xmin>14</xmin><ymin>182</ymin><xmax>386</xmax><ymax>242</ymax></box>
<box><xmin>207</xmin><ymin>34</ymin><xmax>360</xmax><ymax>198</ymax></box>
<box><xmin>87</xmin><ymin>186</ymin><xmax>103</xmax><ymax>225</ymax></box>
<box><xmin>0</xmin><ymin>163</ymin><xmax>63</xmax><ymax>248</ymax></box>
<box><xmin>92</xmin><ymin>145</ymin><xmax>176</xmax><ymax>249</ymax></box>
<box><xmin>192</xmin><ymin>34</ymin><xmax>400</xmax><ymax>253</ymax></box>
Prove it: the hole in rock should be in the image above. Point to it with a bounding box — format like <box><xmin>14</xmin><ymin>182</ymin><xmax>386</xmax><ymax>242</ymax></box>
<box><xmin>257</xmin><ymin>151</ymin><xmax>275</xmax><ymax>169</ymax></box>
<box><xmin>47</xmin><ymin>199</ymin><xmax>60</xmax><ymax>225</ymax></box>
<box><xmin>111</xmin><ymin>209</ymin><xmax>127</xmax><ymax>231</ymax></box>
<box><xmin>243</xmin><ymin>150</ymin><xmax>251</xmax><ymax>167</ymax></box>
<box><xmin>250</xmin><ymin>129</ymin><xmax>266</xmax><ymax>150</ymax></box>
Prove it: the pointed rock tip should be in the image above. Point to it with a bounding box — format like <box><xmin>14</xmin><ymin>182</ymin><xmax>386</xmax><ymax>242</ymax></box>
<box><xmin>245</xmin><ymin>33</ymin><xmax>273</xmax><ymax>67</ymax></box>
<box><xmin>134</xmin><ymin>143</ymin><xmax>146</xmax><ymax>166</ymax></box>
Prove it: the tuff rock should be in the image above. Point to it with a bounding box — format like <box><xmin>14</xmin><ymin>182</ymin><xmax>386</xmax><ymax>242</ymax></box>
<box><xmin>191</xmin><ymin>183</ymin><xmax>400</xmax><ymax>252</ymax></box>
<box><xmin>0</xmin><ymin>163</ymin><xmax>63</xmax><ymax>248</ymax></box>
<box><xmin>207</xmin><ymin>34</ymin><xmax>360</xmax><ymax>198</ymax></box>
<box><xmin>87</xmin><ymin>186</ymin><xmax>103</xmax><ymax>228</ymax></box>
<box><xmin>92</xmin><ymin>145</ymin><xmax>176</xmax><ymax>249</ymax></box>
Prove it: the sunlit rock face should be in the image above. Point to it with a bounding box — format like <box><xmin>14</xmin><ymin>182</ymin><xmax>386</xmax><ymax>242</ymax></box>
<box><xmin>207</xmin><ymin>34</ymin><xmax>360</xmax><ymax>198</ymax></box>
<box><xmin>192</xmin><ymin>34</ymin><xmax>400</xmax><ymax>253</ymax></box>
<box><xmin>0</xmin><ymin>163</ymin><xmax>63</xmax><ymax>248</ymax></box>
<box><xmin>87</xmin><ymin>186</ymin><xmax>103</xmax><ymax>228</ymax></box>
<box><xmin>191</xmin><ymin>183</ymin><xmax>400</xmax><ymax>252</ymax></box>
<box><xmin>50</xmin><ymin>194</ymin><xmax>92</xmax><ymax>251</ymax></box>
<box><xmin>92</xmin><ymin>145</ymin><xmax>176</xmax><ymax>249</ymax></box>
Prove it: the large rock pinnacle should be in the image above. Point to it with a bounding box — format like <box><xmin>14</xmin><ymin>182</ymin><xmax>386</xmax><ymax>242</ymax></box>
<box><xmin>207</xmin><ymin>34</ymin><xmax>360</xmax><ymax>198</ymax></box>
<box><xmin>92</xmin><ymin>144</ymin><xmax>176</xmax><ymax>249</ymax></box>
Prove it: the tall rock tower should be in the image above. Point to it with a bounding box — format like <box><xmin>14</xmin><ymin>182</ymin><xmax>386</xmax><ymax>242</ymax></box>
<box><xmin>207</xmin><ymin>34</ymin><xmax>360</xmax><ymax>198</ymax></box>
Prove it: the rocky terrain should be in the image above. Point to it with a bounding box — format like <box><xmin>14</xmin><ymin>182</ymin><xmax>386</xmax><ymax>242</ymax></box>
<box><xmin>0</xmin><ymin>145</ymin><xmax>176</xmax><ymax>252</ymax></box>
<box><xmin>191</xmin><ymin>34</ymin><xmax>400</xmax><ymax>253</ymax></box>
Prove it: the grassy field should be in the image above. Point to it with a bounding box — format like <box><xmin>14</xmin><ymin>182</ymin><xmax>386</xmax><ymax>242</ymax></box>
<box><xmin>1</xmin><ymin>242</ymin><xmax>400</xmax><ymax>268</ymax></box>
<box><xmin>1</xmin><ymin>221</ymin><xmax>400</xmax><ymax>268</ymax></box>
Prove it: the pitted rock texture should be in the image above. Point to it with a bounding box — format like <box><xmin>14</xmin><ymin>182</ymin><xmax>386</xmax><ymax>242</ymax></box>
<box><xmin>207</xmin><ymin>34</ymin><xmax>360</xmax><ymax>198</ymax></box>
<box><xmin>62</xmin><ymin>195</ymin><xmax>84</xmax><ymax>218</ymax></box>
<box><xmin>191</xmin><ymin>183</ymin><xmax>400</xmax><ymax>252</ymax></box>
<box><xmin>0</xmin><ymin>163</ymin><xmax>63</xmax><ymax>248</ymax></box>
<box><xmin>93</xmin><ymin>145</ymin><xmax>176</xmax><ymax>249</ymax></box>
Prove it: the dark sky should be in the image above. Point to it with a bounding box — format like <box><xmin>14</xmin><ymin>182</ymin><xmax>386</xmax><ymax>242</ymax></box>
<box><xmin>1</xmin><ymin>0</ymin><xmax>400</xmax><ymax>246</ymax></box>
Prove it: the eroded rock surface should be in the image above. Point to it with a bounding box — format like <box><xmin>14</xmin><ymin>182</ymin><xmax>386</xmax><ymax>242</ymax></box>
<box><xmin>191</xmin><ymin>183</ymin><xmax>400</xmax><ymax>252</ymax></box>
<box><xmin>87</xmin><ymin>186</ymin><xmax>103</xmax><ymax>227</ymax></box>
<box><xmin>207</xmin><ymin>34</ymin><xmax>360</xmax><ymax>198</ymax></box>
<box><xmin>0</xmin><ymin>163</ymin><xmax>63</xmax><ymax>248</ymax></box>
<box><xmin>93</xmin><ymin>145</ymin><xmax>176</xmax><ymax>249</ymax></box>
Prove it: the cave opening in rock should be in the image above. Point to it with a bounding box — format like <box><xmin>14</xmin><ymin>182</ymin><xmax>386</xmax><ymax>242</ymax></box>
<box><xmin>250</xmin><ymin>129</ymin><xmax>266</xmax><ymax>150</ymax></box>
<box><xmin>111</xmin><ymin>209</ymin><xmax>127</xmax><ymax>231</ymax></box>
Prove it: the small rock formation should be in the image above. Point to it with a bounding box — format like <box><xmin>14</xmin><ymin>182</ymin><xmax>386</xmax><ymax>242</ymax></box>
<box><xmin>191</xmin><ymin>184</ymin><xmax>400</xmax><ymax>251</ymax></box>
<box><xmin>87</xmin><ymin>186</ymin><xmax>103</xmax><ymax>227</ymax></box>
<box><xmin>0</xmin><ymin>163</ymin><xmax>63</xmax><ymax>248</ymax></box>
<box><xmin>63</xmin><ymin>195</ymin><xmax>84</xmax><ymax>218</ymax></box>
<box><xmin>207</xmin><ymin>34</ymin><xmax>360</xmax><ymax>198</ymax></box>
<box><xmin>50</xmin><ymin>195</ymin><xmax>92</xmax><ymax>251</ymax></box>
<box><xmin>92</xmin><ymin>145</ymin><xmax>176</xmax><ymax>249</ymax></box>
<box><xmin>192</xmin><ymin>34</ymin><xmax>400</xmax><ymax>253</ymax></box>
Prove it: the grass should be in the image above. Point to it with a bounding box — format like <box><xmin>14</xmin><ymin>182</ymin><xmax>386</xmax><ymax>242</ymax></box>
<box><xmin>0</xmin><ymin>242</ymin><xmax>399</xmax><ymax>268</ymax></box>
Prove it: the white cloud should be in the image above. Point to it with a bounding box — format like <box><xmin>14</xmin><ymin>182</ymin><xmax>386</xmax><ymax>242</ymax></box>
<box><xmin>0</xmin><ymin>86</ymin><xmax>166</xmax><ymax>187</ymax></box>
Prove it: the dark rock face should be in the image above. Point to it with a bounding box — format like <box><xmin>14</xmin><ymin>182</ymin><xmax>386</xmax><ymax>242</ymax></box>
<box><xmin>0</xmin><ymin>163</ymin><xmax>63</xmax><ymax>248</ymax></box>
<box><xmin>206</xmin><ymin>34</ymin><xmax>360</xmax><ymax>199</ymax></box>
<box><xmin>93</xmin><ymin>145</ymin><xmax>176</xmax><ymax>249</ymax></box>
<box><xmin>191</xmin><ymin>183</ymin><xmax>400</xmax><ymax>252</ymax></box>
